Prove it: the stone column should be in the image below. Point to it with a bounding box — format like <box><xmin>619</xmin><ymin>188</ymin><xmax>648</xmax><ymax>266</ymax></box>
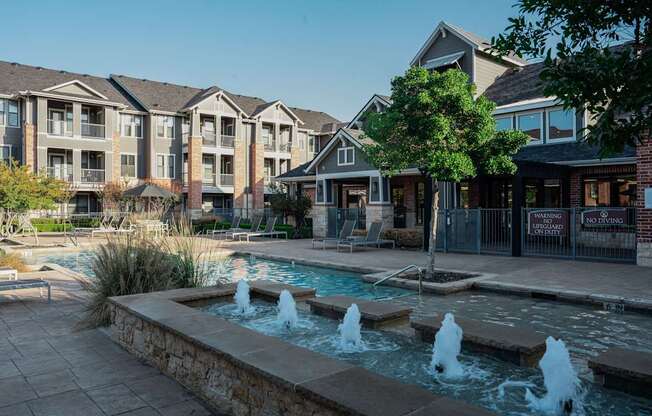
<box><xmin>366</xmin><ymin>204</ymin><xmax>394</xmax><ymax>231</ymax></box>
<box><xmin>187</xmin><ymin>135</ymin><xmax>203</xmax><ymax>218</ymax></box>
<box><xmin>637</xmin><ymin>136</ymin><xmax>652</xmax><ymax>266</ymax></box>
<box><xmin>22</xmin><ymin>122</ymin><xmax>36</xmax><ymax>170</ymax></box>
<box><xmin>311</xmin><ymin>204</ymin><xmax>329</xmax><ymax>238</ymax></box>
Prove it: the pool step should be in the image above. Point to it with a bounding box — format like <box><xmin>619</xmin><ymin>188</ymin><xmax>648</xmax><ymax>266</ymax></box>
<box><xmin>588</xmin><ymin>347</ymin><xmax>652</xmax><ymax>399</ymax></box>
<box><xmin>307</xmin><ymin>295</ymin><xmax>412</xmax><ymax>329</ymax></box>
<box><xmin>411</xmin><ymin>315</ymin><xmax>546</xmax><ymax>367</ymax></box>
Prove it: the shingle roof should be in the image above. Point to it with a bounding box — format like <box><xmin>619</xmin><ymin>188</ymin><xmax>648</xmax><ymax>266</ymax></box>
<box><xmin>223</xmin><ymin>93</ymin><xmax>267</xmax><ymax>116</ymax></box>
<box><xmin>290</xmin><ymin>107</ymin><xmax>341</xmax><ymax>133</ymax></box>
<box><xmin>484</xmin><ymin>62</ymin><xmax>546</xmax><ymax>106</ymax></box>
<box><xmin>513</xmin><ymin>141</ymin><xmax>635</xmax><ymax>164</ymax></box>
<box><xmin>446</xmin><ymin>22</ymin><xmax>529</xmax><ymax>66</ymax></box>
<box><xmin>343</xmin><ymin>127</ymin><xmax>376</xmax><ymax>146</ymax></box>
<box><xmin>276</xmin><ymin>161</ymin><xmax>314</xmax><ymax>179</ymax></box>
<box><xmin>0</xmin><ymin>61</ymin><xmax>140</xmax><ymax>109</ymax></box>
<box><xmin>110</xmin><ymin>74</ymin><xmax>204</xmax><ymax>112</ymax></box>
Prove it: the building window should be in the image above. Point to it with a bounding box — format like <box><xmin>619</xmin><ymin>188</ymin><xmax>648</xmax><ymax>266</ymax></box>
<box><xmin>121</xmin><ymin>114</ymin><xmax>143</xmax><ymax>138</ymax></box>
<box><xmin>583</xmin><ymin>175</ymin><xmax>636</xmax><ymax>207</ymax></box>
<box><xmin>120</xmin><ymin>154</ymin><xmax>136</xmax><ymax>178</ymax></box>
<box><xmin>547</xmin><ymin>108</ymin><xmax>575</xmax><ymax>141</ymax></box>
<box><xmin>156</xmin><ymin>154</ymin><xmax>175</xmax><ymax>178</ymax></box>
<box><xmin>0</xmin><ymin>145</ymin><xmax>11</xmax><ymax>165</ymax></box>
<box><xmin>495</xmin><ymin>116</ymin><xmax>513</xmax><ymax>131</ymax></box>
<box><xmin>308</xmin><ymin>135</ymin><xmax>316</xmax><ymax>154</ymax></box>
<box><xmin>337</xmin><ymin>146</ymin><xmax>354</xmax><ymax>166</ymax></box>
<box><xmin>156</xmin><ymin>116</ymin><xmax>175</xmax><ymax>139</ymax></box>
<box><xmin>0</xmin><ymin>99</ymin><xmax>19</xmax><ymax>127</ymax></box>
<box><xmin>517</xmin><ymin>112</ymin><xmax>543</xmax><ymax>142</ymax></box>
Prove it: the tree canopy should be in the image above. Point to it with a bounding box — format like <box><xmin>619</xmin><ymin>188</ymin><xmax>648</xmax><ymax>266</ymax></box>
<box><xmin>364</xmin><ymin>67</ymin><xmax>529</xmax><ymax>183</ymax></box>
<box><xmin>492</xmin><ymin>0</ymin><xmax>651</xmax><ymax>156</ymax></box>
<box><xmin>0</xmin><ymin>161</ymin><xmax>70</xmax><ymax>213</ymax></box>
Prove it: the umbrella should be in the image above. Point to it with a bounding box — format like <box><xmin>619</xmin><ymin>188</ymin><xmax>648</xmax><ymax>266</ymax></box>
<box><xmin>123</xmin><ymin>183</ymin><xmax>175</xmax><ymax>199</ymax></box>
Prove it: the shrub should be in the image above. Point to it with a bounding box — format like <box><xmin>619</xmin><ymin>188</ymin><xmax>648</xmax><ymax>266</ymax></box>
<box><xmin>0</xmin><ymin>252</ymin><xmax>29</xmax><ymax>272</ymax></box>
<box><xmin>81</xmin><ymin>236</ymin><xmax>178</xmax><ymax>328</ymax></box>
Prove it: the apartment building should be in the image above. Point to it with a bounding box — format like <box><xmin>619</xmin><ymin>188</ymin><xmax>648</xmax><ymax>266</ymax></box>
<box><xmin>278</xmin><ymin>21</ymin><xmax>652</xmax><ymax>266</ymax></box>
<box><xmin>0</xmin><ymin>61</ymin><xmax>340</xmax><ymax>215</ymax></box>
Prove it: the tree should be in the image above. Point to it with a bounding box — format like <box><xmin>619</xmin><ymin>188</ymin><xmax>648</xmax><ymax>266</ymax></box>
<box><xmin>0</xmin><ymin>161</ymin><xmax>70</xmax><ymax>239</ymax></box>
<box><xmin>492</xmin><ymin>0</ymin><xmax>651</xmax><ymax>156</ymax></box>
<box><xmin>364</xmin><ymin>67</ymin><xmax>528</xmax><ymax>276</ymax></box>
<box><xmin>268</xmin><ymin>184</ymin><xmax>312</xmax><ymax>238</ymax></box>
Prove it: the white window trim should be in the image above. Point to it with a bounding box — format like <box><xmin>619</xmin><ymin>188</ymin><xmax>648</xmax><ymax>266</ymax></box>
<box><xmin>495</xmin><ymin>115</ymin><xmax>513</xmax><ymax>131</ymax></box>
<box><xmin>156</xmin><ymin>116</ymin><xmax>175</xmax><ymax>139</ymax></box>
<box><xmin>121</xmin><ymin>114</ymin><xmax>143</xmax><ymax>139</ymax></box>
<box><xmin>0</xmin><ymin>99</ymin><xmax>21</xmax><ymax>128</ymax></box>
<box><xmin>337</xmin><ymin>146</ymin><xmax>355</xmax><ymax>166</ymax></box>
<box><xmin>516</xmin><ymin>110</ymin><xmax>544</xmax><ymax>144</ymax></box>
<box><xmin>156</xmin><ymin>153</ymin><xmax>176</xmax><ymax>179</ymax></box>
<box><xmin>120</xmin><ymin>153</ymin><xmax>138</xmax><ymax>178</ymax></box>
<box><xmin>0</xmin><ymin>144</ymin><xmax>11</xmax><ymax>163</ymax></box>
<box><xmin>546</xmin><ymin>107</ymin><xmax>576</xmax><ymax>143</ymax></box>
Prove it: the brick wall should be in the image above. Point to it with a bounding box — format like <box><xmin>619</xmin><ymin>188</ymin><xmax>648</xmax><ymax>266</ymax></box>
<box><xmin>251</xmin><ymin>143</ymin><xmax>265</xmax><ymax>209</ymax></box>
<box><xmin>187</xmin><ymin>136</ymin><xmax>203</xmax><ymax>211</ymax></box>
<box><xmin>22</xmin><ymin>123</ymin><xmax>36</xmax><ymax>170</ymax></box>
<box><xmin>637</xmin><ymin>136</ymin><xmax>652</xmax><ymax>266</ymax></box>
<box><xmin>569</xmin><ymin>164</ymin><xmax>636</xmax><ymax>207</ymax></box>
<box><xmin>233</xmin><ymin>136</ymin><xmax>248</xmax><ymax>209</ymax></box>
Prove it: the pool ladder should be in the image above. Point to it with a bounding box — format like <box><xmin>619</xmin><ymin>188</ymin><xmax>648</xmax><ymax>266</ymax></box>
<box><xmin>373</xmin><ymin>264</ymin><xmax>424</xmax><ymax>295</ymax></box>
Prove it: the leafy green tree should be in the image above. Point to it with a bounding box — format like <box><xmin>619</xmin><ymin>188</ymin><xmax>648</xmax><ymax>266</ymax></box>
<box><xmin>364</xmin><ymin>67</ymin><xmax>528</xmax><ymax>275</ymax></box>
<box><xmin>492</xmin><ymin>0</ymin><xmax>651</xmax><ymax>156</ymax></box>
<box><xmin>268</xmin><ymin>184</ymin><xmax>312</xmax><ymax>238</ymax></box>
<box><xmin>0</xmin><ymin>161</ymin><xmax>70</xmax><ymax>239</ymax></box>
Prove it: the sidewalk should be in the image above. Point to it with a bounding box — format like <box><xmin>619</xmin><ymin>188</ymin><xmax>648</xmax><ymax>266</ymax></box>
<box><xmin>224</xmin><ymin>239</ymin><xmax>652</xmax><ymax>310</ymax></box>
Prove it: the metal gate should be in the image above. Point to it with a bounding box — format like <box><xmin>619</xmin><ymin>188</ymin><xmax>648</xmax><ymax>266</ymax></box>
<box><xmin>521</xmin><ymin>208</ymin><xmax>636</xmax><ymax>263</ymax></box>
<box><xmin>435</xmin><ymin>209</ymin><xmax>512</xmax><ymax>255</ymax></box>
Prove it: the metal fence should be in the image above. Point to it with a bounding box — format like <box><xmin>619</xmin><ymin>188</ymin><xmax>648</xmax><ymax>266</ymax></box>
<box><xmin>327</xmin><ymin>208</ymin><xmax>366</xmax><ymax>238</ymax></box>
<box><xmin>207</xmin><ymin>208</ymin><xmax>285</xmax><ymax>225</ymax></box>
<box><xmin>434</xmin><ymin>209</ymin><xmax>512</xmax><ymax>255</ymax></box>
<box><xmin>521</xmin><ymin>207</ymin><xmax>636</xmax><ymax>263</ymax></box>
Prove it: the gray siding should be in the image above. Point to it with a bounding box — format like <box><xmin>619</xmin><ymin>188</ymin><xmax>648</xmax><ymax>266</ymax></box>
<box><xmin>317</xmin><ymin>140</ymin><xmax>373</xmax><ymax>174</ymax></box>
<box><xmin>421</xmin><ymin>31</ymin><xmax>473</xmax><ymax>79</ymax></box>
<box><xmin>475</xmin><ymin>53</ymin><xmax>510</xmax><ymax>95</ymax></box>
<box><xmin>0</xmin><ymin>125</ymin><xmax>23</xmax><ymax>162</ymax></box>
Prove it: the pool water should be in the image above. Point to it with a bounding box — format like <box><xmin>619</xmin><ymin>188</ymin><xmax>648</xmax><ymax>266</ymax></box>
<box><xmin>204</xmin><ymin>300</ymin><xmax>652</xmax><ymax>416</ymax></box>
<box><xmin>36</xmin><ymin>251</ymin><xmax>411</xmax><ymax>300</ymax></box>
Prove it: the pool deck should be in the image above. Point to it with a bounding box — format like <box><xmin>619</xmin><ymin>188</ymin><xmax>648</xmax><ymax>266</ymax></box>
<box><xmin>222</xmin><ymin>239</ymin><xmax>652</xmax><ymax>312</ymax></box>
<box><xmin>0</xmin><ymin>269</ymin><xmax>216</xmax><ymax>415</ymax></box>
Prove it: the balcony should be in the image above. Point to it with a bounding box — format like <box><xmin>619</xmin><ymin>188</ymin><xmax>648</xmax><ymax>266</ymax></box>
<box><xmin>202</xmin><ymin>131</ymin><xmax>217</xmax><ymax>147</ymax></box>
<box><xmin>47</xmin><ymin>165</ymin><xmax>73</xmax><ymax>182</ymax></box>
<box><xmin>203</xmin><ymin>172</ymin><xmax>217</xmax><ymax>187</ymax></box>
<box><xmin>220</xmin><ymin>174</ymin><xmax>234</xmax><ymax>186</ymax></box>
<box><xmin>81</xmin><ymin>168</ymin><xmax>105</xmax><ymax>183</ymax></box>
<box><xmin>81</xmin><ymin>122</ymin><xmax>105</xmax><ymax>139</ymax></box>
<box><xmin>278</xmin><ymin>142</ymin><xmax>292</xmax><ymax>153</ymax></box>
<box><xmin>47</xmin><ymin>120</ymin><xmax>73</xmax><ymax>137</ymax></box>
<box><xmin>264</xmin><ymin>141</ymin><xmax>276</xmax><ymax>152</ymax></box>
<box><xmin>220</xmin><ymin>135</ymin><xmax>235</xmax><ymax>148</ymax></box>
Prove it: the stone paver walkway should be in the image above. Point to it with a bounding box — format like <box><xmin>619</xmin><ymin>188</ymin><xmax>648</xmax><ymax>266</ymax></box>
<box><xmin>222</xmin><ymin>239</ymin><xmax>652</xmax><ymax>305</ymax></box>
<box><xmin>0</xmin><ymin>271</ymin><xmax>217</xmax><ymax>416</ymax></box>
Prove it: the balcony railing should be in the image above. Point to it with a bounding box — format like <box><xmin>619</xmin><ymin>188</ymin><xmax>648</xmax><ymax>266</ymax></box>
<box><xmin>81</xmin><ymin>168</ymin><xmax>105</xmax><ymax>183</ymax></box>
<box><xmin>81</xmin><ymin>122</ymin><xmax>105</xmax><ymax>139</ymax></box>
<box><xmin>220</xmin><ymin>173</ymin><xmax>234</xmax><ymax>186</ymax></box>
<box><xmin>47</xmin><ymin>165</ymin><xmax>73</xmax><ymax>182</ymax></box>
<box><xmin>278</xmin><ymin>142</ymin><xmax>292</xmax><ymax>152</ymax></box>
<box><xmin>264</xmin><ymin>140</ymin><xmax>276</xmax><ymax>151</ymax></box>
<box><xmin>47</xmin><ymin>120</ymin><xmax>73</xmax><ymax>137</ymax></box>
<box><xmin>202</xmin><ymin>131</ymin><xmax>217</xmax><ymax>147</ymax></box>
<box><xmin>221</xmin><ymin>134</ymin><xmax>235</xmax><ymax>148</ymax></box>
<box><xmin>203</xmin><ymin>172</ymin><xmax>217</xmax><ymax>187</ymax></box>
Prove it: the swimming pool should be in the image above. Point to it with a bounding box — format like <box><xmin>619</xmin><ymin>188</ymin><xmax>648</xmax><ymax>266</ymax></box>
<box><xmin>36</xmin><ymin>251</ymin><xmax>411</xmax><ymax>300</ymax></box>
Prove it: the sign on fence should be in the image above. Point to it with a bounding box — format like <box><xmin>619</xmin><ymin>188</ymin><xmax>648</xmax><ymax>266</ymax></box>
<box><xmin>528</xmin><ymin>210</ymin><xmax>568</xmax><ymax>237</ymax></box>
<box><xmin>581</xmin><ymin>208</ymin><xmax>627</xmax><ymax>227</ymax></box>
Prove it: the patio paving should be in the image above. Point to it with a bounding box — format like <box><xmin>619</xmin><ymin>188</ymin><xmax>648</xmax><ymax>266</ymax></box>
<box><xmin>223</xmin><ymin>238</ymin><xmax>652</xmax><ymax>306</ymax></box>
<box><xmin>0</xmin><ymin>271</ymin><xmax>218</xmax><ymax>415</ymax></box>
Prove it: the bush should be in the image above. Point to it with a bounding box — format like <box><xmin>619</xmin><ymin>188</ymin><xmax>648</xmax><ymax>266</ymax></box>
<box><xmin>0</xmin><ymin>252</ymin><xmax>29</xmax><ymax>272</ymax></box>
<box><xmin>82</xmin><ymin>237</ymin><xmax>179</xmax><ymax>328</ymax></box>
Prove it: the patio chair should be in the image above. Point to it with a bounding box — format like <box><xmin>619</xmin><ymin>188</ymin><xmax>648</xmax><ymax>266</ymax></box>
<box><xmin>229</xmin><ymin>215</ymin><xmax>263</xmax><ymax>240</ymax></box>
<box><xmin>312</xmin><ymin>219</ymin><xmax>356</xmax><ymax>250</ymax></box>
<box><xmin>90</xmin><ymin>215</ymin><xmax>134</xmax><ymax>238</ymax></box>
<box><xmin>336</xmin><ymin>221</ymin><xmax>395</xmax><ymax>252</ymax></box>
<box><xmin>209</xmin><ymin>216</ymin><xmax>241</xmax><ymax>239</ymax></box>
<box><xmin>238</xmin><ymin>217</ymin><xmax>287</xmax><ymax>242</ymax></box>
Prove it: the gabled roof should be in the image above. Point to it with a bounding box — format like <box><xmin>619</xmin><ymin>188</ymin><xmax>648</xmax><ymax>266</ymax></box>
<box><xmin>276</xmin><ymin>161</ymin><xmax>315</xmax><ymax>180</ymax></box>
<box><xmin>410</xmin><ymin>21</ymin><xmax>528</xmax><ymax>68</ymax></box>
<box><xmin>110</xmin><ymin>74</ymin><xmax>204</xmax><ymax>113</ymax></box>
<box><xmin>181</xmin><ymin>86</ymin><xmax>247</xmax><ymax>116</ymax></box>
<box><xmin>347</xmin><ymin>94</ymin><xmax>392</xmax><ymax>129</ymax></box>
<box><xmin>305</xmin><ymin>128</ymin><xmax>374</xmax><ymax>173</ymax></box>
<box><xmin>42</xmin><ymin>80</ymin><xmax>109</xmax><ymax>100</ymax></box>
<box><xmin>250</xmin><ymin>100</ymin><xmax>303</xmax><ymax>124</ymax></box>
<box><xmin>484</xmin><ymin>62</ymin><xmax>546</xmax><ymax>106</ymax></box>
<box><xmin>289</xmin><ymin>107</ymin><xmax>341</xmax><ymax>133</ymax></box>
<box><xmin>0</xmin><ymin>61</ymin><xmax>140</xmax><ymax>109</ymax></box>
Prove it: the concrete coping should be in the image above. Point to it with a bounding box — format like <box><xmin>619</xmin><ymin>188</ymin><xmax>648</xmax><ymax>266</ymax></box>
<box><xmin>588</xmin><ymin>347</ymin><xmax>652</xmax><ymax>399</ymax></box>
<box><xmin>307</xmin><ymin>295</ymin><xmax>412</xmax><ymax>328</ymax></box>
<box><xmin>249</xmin><ymin>280</ymin><xmax>316</xmax><ymax>302</ymax></box>
<box><xmin>108</xmin><ymin>286</ymin><xmax>493</xmax><ymax>416</ymax></box>
<box><xmin>411</xmin><ymin>315</ymin><xmax>547</xmax><ymax>367</ymax></box>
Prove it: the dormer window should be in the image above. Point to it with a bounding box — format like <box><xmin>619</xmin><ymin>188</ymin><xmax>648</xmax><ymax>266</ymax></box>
<box><xmin>547</xmin><ymin>108</ymin><xmax>575</xmax><ymax>141</ymax></box>
<box><xmin>337</xmin><ymin>146</ymin><xmax>354</xmax><ymax>166</ymax></box>
<box><xmin>517</xmin><ymin>111</ymin><xmax>543</xmax><ymax>143</ymax></box>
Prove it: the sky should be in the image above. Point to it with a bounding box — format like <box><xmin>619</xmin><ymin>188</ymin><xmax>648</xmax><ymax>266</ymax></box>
<box><xmin>0</xmin><ymin>0</ymin><xmax>520</xmax><ymax>122</ymax></box>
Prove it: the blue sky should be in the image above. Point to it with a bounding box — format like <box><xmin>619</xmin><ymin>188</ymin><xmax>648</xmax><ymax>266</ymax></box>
<box><xmin>1</xmin><ymin>0</ymin><xmax>520</xmax><ymax>121</ymax></box>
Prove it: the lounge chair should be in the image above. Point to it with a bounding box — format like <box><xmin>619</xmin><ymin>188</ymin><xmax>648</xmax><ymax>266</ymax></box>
<box><xmin>0</xmin><ymin>278</ymin><xmax>51</xmax><ymax>303</ymax></box>
<box><xmin>312</xmin><ymin>219</ymin><xmax>356</xmax><ymax>249</ymax></box>
<box><xmin>238</xmin><ymin>217</ymin><xmax>287</xmax><ymax>242</ymax></box>
<box><xmin>336</xmin><ymin>221</ymin><xmax>395</xmax><ymax>252</ymax></box>
<box><xmin>90</xmin><ymin>216</ymin><xmax>134</xmax><ymax>238</ymax></box>
<box><xmin>229</xmin><ymin>215</ymin><xmax>263</xmax><ymax>240</ymax></box>
<box><xmin>209</xmin><ymin>216</ymin><xmax>241</xmax><ymax>239</ymax></box>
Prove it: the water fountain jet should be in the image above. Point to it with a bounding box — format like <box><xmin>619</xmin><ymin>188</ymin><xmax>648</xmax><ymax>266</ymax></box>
<box><xmin>277</xmin><ymin>290</ymin><xmax>298</xmax><ymax>329</ymax></box>
<box><xmin>430</xmin><ymin>313</ymin><xmax>464</xmax><ymax>379</ymax></box>
<box><xmin>234</xmin><ymin>280</ymin><xmax>253</xmax><ymax>315</ymax></box>
<box><xmin>338</xmin><ymin>304</ymin><xmax>362</xmax><ymax>348</ymax></box>
<box><xmin>525</xmin><ymin>336</ymin><xmax>581</xmax><ymax>415</ymax></box>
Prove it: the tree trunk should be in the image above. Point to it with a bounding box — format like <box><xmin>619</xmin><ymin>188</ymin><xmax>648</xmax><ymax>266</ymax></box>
<box><xmin>427</xmin><ymin>181</ymin><xmax>439</xmax><ymax>278</ymax></box>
